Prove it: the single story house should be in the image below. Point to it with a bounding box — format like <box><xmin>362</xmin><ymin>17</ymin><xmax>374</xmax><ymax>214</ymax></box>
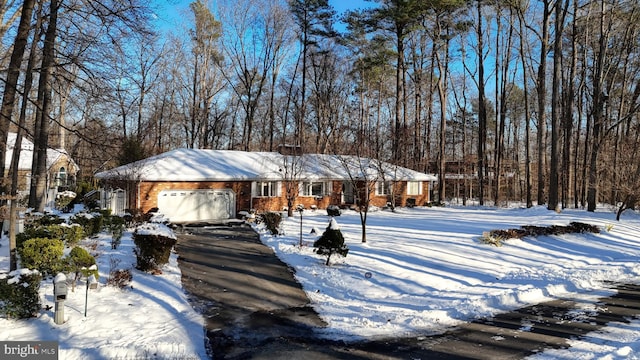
<box><xmin>4</xmin><ymin>132</ymin><xmax>79</xmax><ymax>196</ymax></box>
<box><xmin>94</xmin><ymin>148</ymin><xmax>437</xmax><ymax>223</ymax></box>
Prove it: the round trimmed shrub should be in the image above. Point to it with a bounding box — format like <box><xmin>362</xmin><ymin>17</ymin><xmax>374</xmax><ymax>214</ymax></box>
<box><xmin>68</xmin><ymin>246</ymin><xmax>99</xmax><ymax>280</ymax></box>
<box><xmin>18</xmin><ymin>238</ymin><xmax>65</xmax><ymax>275</ymax></box>
<box><xmin>133</xmin><ymin>224</ymin><xmax>177</xmax><ymax>272</ymax></box>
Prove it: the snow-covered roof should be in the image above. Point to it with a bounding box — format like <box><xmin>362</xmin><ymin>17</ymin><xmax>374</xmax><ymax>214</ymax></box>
<box><xmin>5</xmin><ymin>132</ymin><xmax>79</xmax><ymax>172</ymax></box>
<box><xmin>95</xmin><ymin>148</ymin><xmax>437</xmax><ymax>182</ymax></box>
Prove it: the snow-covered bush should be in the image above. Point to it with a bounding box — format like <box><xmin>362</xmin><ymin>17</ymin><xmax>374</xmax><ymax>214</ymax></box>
<box><xmin>133</xmin><ymin>223</ymin><xmax>177</xmax><ymax>273</ymax></box>
<box><xmin>18</xmin><ymin>238</ymin><xmax>66</xmax><ymax>276</ymax></box>
<box><xmin>0</xmin><ymin>269</ymin><xmax>42</xmax><ymax>318</ymax></box>
<box><xmin>55</xmin><ymin>191</ymin><xmax>76</xmax><ymax>212</ymax></box>
<box><xmin>326</xmin><ymin>205</ymin><xmax>341</xmax><ymax>217</ymax></box>
<box><xmin>313</xmin><ymin>218</ymin><xmax>349</xmax><ymax>266</ymax></box>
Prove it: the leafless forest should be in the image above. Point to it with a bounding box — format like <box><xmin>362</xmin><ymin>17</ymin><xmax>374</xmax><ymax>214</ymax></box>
<box><xmin>1</xmin><ymin>0</ymin><xmax>639</xmax><ymax>213</ymax></box>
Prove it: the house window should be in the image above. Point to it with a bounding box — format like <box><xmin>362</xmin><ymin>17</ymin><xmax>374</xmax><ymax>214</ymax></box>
<box><xmin>57</xmin><ymin>167</ymin><xmax>67</xmax><ymax>187</ymax></box>
<box><xmin>254</xmin><ymin>181</ymin><xmax>279</xmax><ymax>197</ymax></box>
<box><xmin>301</xmin><ymin>181</ymin><xmax>325</xmax><ymax>197</ymax></box>
<box><xmin>407</xmin><ymin>181</ymin><xmax>422</xmax><ymax>195</ymax></box>
<box><xmin>376</xmin><ymin>181</ymin><xmax>392</xmax><ymax>196</ymax></box>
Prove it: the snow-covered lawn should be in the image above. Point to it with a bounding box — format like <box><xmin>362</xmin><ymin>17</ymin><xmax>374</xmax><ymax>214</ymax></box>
<box><xmin>258</xmin><ymin>205</ymin><xmax>640</xmax><ymax>358</ymax></box>
<box><xmin>0</xmin><ymin>224</ymin><xmax>207</xmax><ymax>359</ymax></box>
<box><xmin>2</xmin><ymin>205</ymin><xmax>640</xmax><ymax>359</ymax></box>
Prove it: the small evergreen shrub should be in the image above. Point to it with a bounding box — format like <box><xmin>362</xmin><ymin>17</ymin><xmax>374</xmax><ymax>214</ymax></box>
<box><xmin>45</xmin><ymin>224</ymin><xmax>85</xmax><ymax>247</ymax></box>
<box><xmin>16</xmin><ymin>223</ymin><xmax>85</xmax><ymax>249</ymax></box>
<box><xmin>133</xmin><ymin>223</ymin><xmax>177</xmax><ymax>272</ymax></box>
<box><xmin>70</xmin><ymin>212</ymin><xmax>104</xmax><ymax>237</ymax></box>
<box><xmin>0</xmin><ymin>269</ymin><xmax>42</xmax><ymax>318</ymax></box>
<box><xmin>18</xmin><ymin>238</ymin><xmax>65</xmax><ymax>276</ymax></box>
<box><xmin>27</xmin><ymin>213</ymin><xmax>65</xmax><ymax>227</ymax></box>
<box><xmin>314</xmin><ymin>218</ymin><xmax>349</xmax><ymax>265</ymax></box>
<box><xmin>62</xmin><ymin>224</ymin><xmax>85</xmax><ymax>247</ymax></box>
<box><xmin>326</xmin><ymin>205</ymin><xmax>341</xmax><ymax>217</ymax></box>
<box><xmin>258</xmin><ymin>212</ymin><xmax>282</xmax><ymax>235</ymax></box>
<box><xmin>67</xmin><ymin>247</ymin><xmax>99</xmax><ymax>290</ymax></box>
<box><xmin>55</xmin><ymin>191</ymin><xmax>76</xmax><ymax>212</ymax></box>
<box><xmin>16</xmin><ymin>226</ymin><xmax>51</xmax><ymax>249</ymax></box>
<box><xmin>105</xmin><ymin>215</ymin><xmax>125</xmax><ymax>249</ymax></box>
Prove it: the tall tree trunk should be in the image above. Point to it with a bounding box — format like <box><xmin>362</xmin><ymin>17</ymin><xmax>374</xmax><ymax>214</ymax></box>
<box><xmin>29</xmin><ymin>0</ymin><xmax>59</xmax><ymax>212</ymax></box>
<box><xmin>536</xmin><ymin>0</ymin><xmax>550</xmax><ymax>206</ymax></box>
<box><xmin>476</xmin><ymin>0</ymin><xmax>487</xmax><ymax>206</ymax></box>
<box><xmin>394</xmin><ymin>26</ymin><xmax>404</xmax><ymax>163</ymax></box>
<box><xmin>565</xmin><ymin>0</ymin><xmax>578</xmax><ymax>208</ymax></box>
<box><xmin>0</xmin><ymin>0</ymin><xmax>36</xmax><ymax>193</ymax></box>
<box><xmin>548</xmin><ymin>0</ymin><xmax>567</xmax><ymax>210</ymax></box>
<box><xmin>587</xmin><ymin>0</ymin><xmax>608</xmax><ymax>212</ymax></box>
<box><xmin>517</xmin><ymin>9</ymin><xmax>532</xmax><ymax>208</ymax></box>
<box><xmin>8</xmin><ymin>1</ymin><xmax>42</xmax><ymax>271</ymax></box>
<box><xmin>435</xmin><ymin>23</ymin><xmax>450</xmax><ymax>204</ymax></box>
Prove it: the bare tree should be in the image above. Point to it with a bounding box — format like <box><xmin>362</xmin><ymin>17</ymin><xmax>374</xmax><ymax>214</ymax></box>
<box><xmin>0</xmin><ymin>0</ymin><xmax>36</xmax><ymax>194</ymax></box>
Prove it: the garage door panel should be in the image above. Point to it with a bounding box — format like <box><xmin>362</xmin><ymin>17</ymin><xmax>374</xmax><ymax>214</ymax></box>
<box><xmin>157</xmin><ymin>189</ymin><xmax>235</xmax><ymax>223</ymax></box>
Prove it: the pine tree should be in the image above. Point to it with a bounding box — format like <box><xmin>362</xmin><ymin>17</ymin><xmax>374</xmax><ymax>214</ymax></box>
<box><xmin>314</xmin><ymin>218</ymin><xmax>349</xmax><ymax>266</ymax></box>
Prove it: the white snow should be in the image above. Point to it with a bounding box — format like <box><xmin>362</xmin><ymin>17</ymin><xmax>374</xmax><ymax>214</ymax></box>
<box><xmin>0</xmin><ymin>219</ymin><xmax>206</xmax><ymax>359</ymax></box>
<box><xmin>256</xmin><ymin>205</ymin><xmax>640</xmax><ymax>358</ymax></box>
<box><xmin>1</xmin><ymin>205</ymin><xmax>640</xmax><ymax>359</ymax></box>
<box><xmin>94</xmin><ymin>148</ymin><xmax>436</xmax><ymax>182</ymax></box>
<box><xmin>134</xmin><ymin>222</ymin><xmax>177</xmax><ymax>240</ymax></box>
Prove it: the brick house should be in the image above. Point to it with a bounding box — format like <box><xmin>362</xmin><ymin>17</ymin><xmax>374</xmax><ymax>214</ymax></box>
<box><xmin>94</xmin><ymin>148</ymin><xmax>436</xmax><ymax>223</ymax></box>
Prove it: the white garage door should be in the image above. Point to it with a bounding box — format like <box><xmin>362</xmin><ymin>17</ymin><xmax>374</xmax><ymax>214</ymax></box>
<box><xmin>157</xmin><ymin>189</ymin><xmax>236</xmax><ymax>223</ymax></box>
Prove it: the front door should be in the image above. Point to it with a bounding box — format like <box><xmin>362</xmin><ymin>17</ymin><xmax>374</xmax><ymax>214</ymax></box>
<box><xmin>342</xmin><ymin>182</ymin><xmax>355</xmax><ymax>204</ymax></box>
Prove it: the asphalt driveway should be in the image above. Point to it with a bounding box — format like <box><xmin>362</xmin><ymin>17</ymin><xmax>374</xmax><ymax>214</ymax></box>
<box><xmin>174</xmin><ymin>224</ymin><xmax>328</xmax><ymax>358</ymax></box>
<box><xmin>175</xmin><ymin>223</ymin><xmax>640</xmax><ymax>360</ymax></box>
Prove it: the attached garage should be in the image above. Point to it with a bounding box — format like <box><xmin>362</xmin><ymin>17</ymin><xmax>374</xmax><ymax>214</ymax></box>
<box><xmin>157</xmin><ymin>189</ymin><xmax>236</xmax><ymax>223</ymax></box>
<box><xmin>95</xmin><ymin>149</ymin><xmax>437</xmax><ymax>220</ymax></box>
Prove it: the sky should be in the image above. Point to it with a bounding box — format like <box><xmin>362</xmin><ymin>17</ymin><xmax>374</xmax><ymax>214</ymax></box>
<box><xmin>3</xmin><ymin>202</ymin><xmax>640</xmax><ymax>358</ymax></box>
<box><xmin>151</xmin><ymin>0</ymin><xmax>376</xmax><ymax>34</ymax></box>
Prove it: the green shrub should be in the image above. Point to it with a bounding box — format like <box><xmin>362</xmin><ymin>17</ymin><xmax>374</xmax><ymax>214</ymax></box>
<box><xmin>0</xmin><ymin>269</ymin><xmax>42</xmax><ymax>318</ymax></box>
<box><xmin>133</xmin><ymin>224</ymin><xmax>177</xmax><ymax>272</ymax></box>
<box><xmin>45</xmin><ymin>224</ymin><xmax>85</xmax><ymax>247</ymax></box>
<box><xmin>70</xmin><ymin>212</ymin><xmax>104</xmax><ymax>237</ymax></box>
<box><xmin>27</xmin><ymin>213</ymin><xmax>64</xmax><ymax>227</ymax></box>
<box><xmin>313</xmin><ymin>219</ymin><xmax>349</xmax><ymax>266</ymax></box>
<box><xmin>105</xmin><ymin>215</ymin><xmax>125</xmax><ymax>249</ymax></box>
<box><xmin>258</xmin><ymin>212</ymin><xmax>282</xmax><ymax>235</ymax></box>
<box><xmin>67</xmin><ymin>247</ymin><xmax>99</xmax><ymax>290</ymax></box>
<box><xmin>16</xmin><ymin>226</ymin><xmax>51</xmax><ymax>249</ymax></box>
<box><xmin>18</xmin><ymin>238</ymin><xmax>65</xmax><ymax>276</ymax></box>
<box><xmin>16</xmin><ymin>224</ymin><xmax>85</xmax><ymax>249</ymax></box>
<box><xmin>62</xmin><ymin>224</ymin><xmax>85</xmax><ymax>247</ymax></box>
